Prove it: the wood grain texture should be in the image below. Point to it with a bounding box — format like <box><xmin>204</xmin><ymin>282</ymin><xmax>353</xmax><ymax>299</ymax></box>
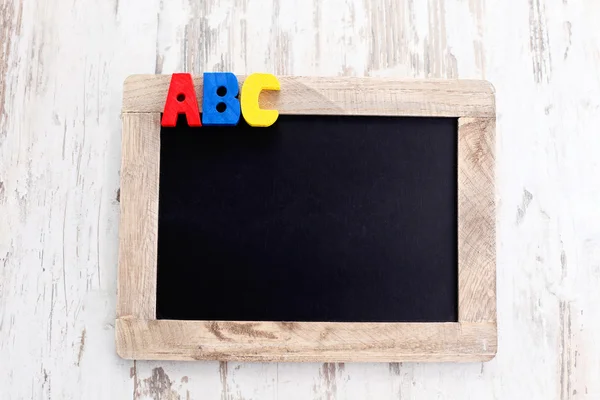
<box><xmin>117</xmin><ymin>113</ymin><xmax>160</xmax><ymax>319</ymax></box>
<box><xmin>2</xmin><ymin>0</ymin><xmax>600</xmax><ymax>397</ymax></box>
<box><xmin>116</xmin><ymin>318</ymin><xmax>497</xmax><ymax>362</ymax></box>
<box><xmin>123</xmin><ymin>75</ymin><xmax>495</xmax><ymax>117</ymax></box>
<box><xmin>458</xmin><ymin>117</ymin><xmax>496</xmax><ymax>322</ymax></box>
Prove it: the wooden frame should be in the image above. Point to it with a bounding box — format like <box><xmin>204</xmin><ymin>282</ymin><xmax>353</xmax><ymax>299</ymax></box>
<box><xmin>116</xmin><ymin>75</ymin><xmax>496</xmax><ymax>362</ymax></box>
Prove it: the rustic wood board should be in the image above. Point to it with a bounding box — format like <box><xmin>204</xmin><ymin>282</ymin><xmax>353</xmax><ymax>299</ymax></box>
<box><xmin>1</xmin><ymin>0</ymin><xmax>598</xmax><ymax>398</ymax></box>
<box><xmin>116</xmin><ymin>319</ymin><xmax>497</xmax><ymax>362</ymax></box>
<box><xmin>123</xmin><ymin>75</ymin><xmax>495</xmax><ymax>117</ymax></box>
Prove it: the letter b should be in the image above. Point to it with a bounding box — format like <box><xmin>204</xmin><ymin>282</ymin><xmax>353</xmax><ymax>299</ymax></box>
<box><xmin>202</xmin><ymin>72</ymin><xmax>241</xmax><ymax>126</ymax></box>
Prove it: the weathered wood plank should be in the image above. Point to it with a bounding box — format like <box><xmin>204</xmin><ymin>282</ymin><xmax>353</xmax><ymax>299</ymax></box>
<box><xmin>458</xmin><ymin>117</ymin><xmax>496</xmax><ymax>322</ymax></box>
<box><xmin>116</xmin><ymin>318</ymin><xmax>497</xmax><ymax>362</ymax></box>
<box><xmin>117</xmin><ymin>113</ymin><xmax>160</xmax><ymax>319</ymax></box>
<box><xmin>2</xmin><ymin>0</ymin><xmax>599</xmax><ymax>397</ymax></box>
<box><xmin>123</xmin><ymin>75</ymin><xmax>495</xmax><ymax>117</ymax></box>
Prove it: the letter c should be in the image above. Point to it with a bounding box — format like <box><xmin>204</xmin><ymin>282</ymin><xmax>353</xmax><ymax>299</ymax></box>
<box><xmin>241</xmin><ymin>73</ymin><xmax>280</xmax><ymax>127</ymax></box>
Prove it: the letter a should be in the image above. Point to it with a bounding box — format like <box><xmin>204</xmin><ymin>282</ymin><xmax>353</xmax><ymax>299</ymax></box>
<box><xmin>161</xmin><ymin>73</ymin><xmax>202</xmax><ymax>127</ymax></box>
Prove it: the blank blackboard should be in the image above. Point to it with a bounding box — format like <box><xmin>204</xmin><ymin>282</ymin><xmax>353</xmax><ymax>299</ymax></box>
<box><xmin>156</xmin><ymin>115</ymin><xmax>458</xmax><ymax>323</ymax></box>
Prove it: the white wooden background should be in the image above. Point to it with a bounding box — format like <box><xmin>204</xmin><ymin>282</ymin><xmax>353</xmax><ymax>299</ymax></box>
<box><xmin>1</xmin><ymin>0</ymin><xmax>599</xmax><ymax>398</ymax></box>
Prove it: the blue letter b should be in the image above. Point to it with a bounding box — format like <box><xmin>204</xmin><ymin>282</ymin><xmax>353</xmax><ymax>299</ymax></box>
<box><xmin>202</xmin><ymin>72</ymin><xmax>241</xmax><ymax>126</ymax></box>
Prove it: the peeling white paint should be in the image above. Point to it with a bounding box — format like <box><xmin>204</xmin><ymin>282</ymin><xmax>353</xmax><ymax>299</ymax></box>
<box><xmin>1</xmin><ymin>0</ymin><xmax>600</xmax><ymax>398</ymax></box>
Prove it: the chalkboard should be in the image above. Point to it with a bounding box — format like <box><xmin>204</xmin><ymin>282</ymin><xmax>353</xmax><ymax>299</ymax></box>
<box><xmin>116</xmin><ymin>75</ymin><xmax>497</xmax><ymax>362</ymax></box>
<box><xmin>156</xmin><ymin>114</ymin><xmax>458</xmax><ymax>323</ymax></box>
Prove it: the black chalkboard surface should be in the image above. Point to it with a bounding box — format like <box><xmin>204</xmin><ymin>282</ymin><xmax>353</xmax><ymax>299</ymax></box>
<box><xmin>156</xmin><ymin>115</ymin><xmax>458</xmax><ymax>323</ymax></box>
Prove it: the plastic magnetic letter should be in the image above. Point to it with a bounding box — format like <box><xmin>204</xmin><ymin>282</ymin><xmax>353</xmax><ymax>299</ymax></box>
<box><xmin>161</xmin><ymin>73</ymin><xmax>201</xmax><ymax>127</ymax></box>
<box><xmin>241</xmin><ymin>73</ymin><xmax>281</xmax><ymax>127</ymax></box>
<box><xmin>202</xmin><ymin>72</ymin><xmax>241</xmax><ymax>126</ymax></box>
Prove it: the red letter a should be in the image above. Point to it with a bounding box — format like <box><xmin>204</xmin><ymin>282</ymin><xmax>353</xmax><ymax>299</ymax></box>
<box><xmin>161</xmin><ymin>73</ymin><xmax>202</xmax><ymax>127</ymax></box>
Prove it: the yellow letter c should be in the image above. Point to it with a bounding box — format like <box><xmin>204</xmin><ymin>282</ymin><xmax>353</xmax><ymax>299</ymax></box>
<box><xmin>241</xmin><ymin>73</ymin><xmax>280</xmax><ymax>127</ymax></box>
